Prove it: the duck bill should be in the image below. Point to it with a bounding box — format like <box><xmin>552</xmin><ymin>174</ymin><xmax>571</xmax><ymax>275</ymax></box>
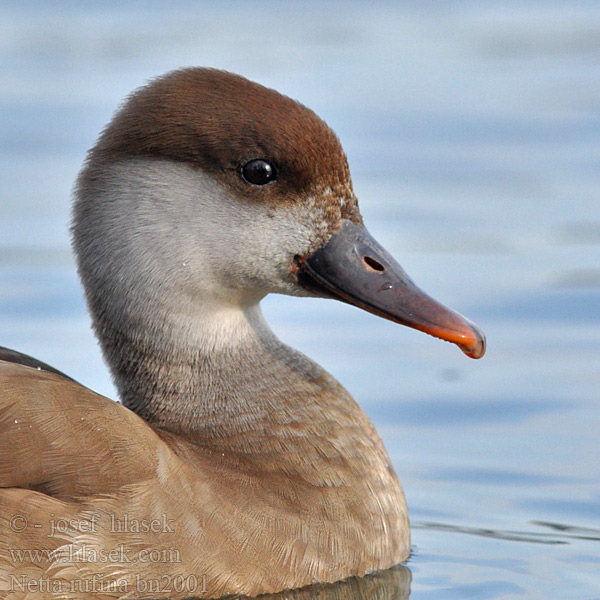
<box><xmin>297</xmin><ymin>220</ymin><xmax>485</xmax><ymax>359</ymax></box>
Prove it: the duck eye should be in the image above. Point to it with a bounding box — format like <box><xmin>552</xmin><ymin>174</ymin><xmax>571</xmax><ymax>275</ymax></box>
<box><xmin>240</xmin><ymin>159</ymin><xmax>277</xmax><ymax>185</ymax></box>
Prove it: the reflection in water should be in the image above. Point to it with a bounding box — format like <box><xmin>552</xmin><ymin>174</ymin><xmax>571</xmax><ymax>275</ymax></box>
<box><xmin>415</xmin><ymin>521</ymin><xmax>600</xmax><ymax>545</ymax></box>
<box><xmin>531</xmin><ymin>521</ymin><xmax>600</xmax><ymax>542</ymax></box>
<box><xmin>235</xmin><ymin>566</ymin><xmax>411</xmax><ymax>600</ymax></box>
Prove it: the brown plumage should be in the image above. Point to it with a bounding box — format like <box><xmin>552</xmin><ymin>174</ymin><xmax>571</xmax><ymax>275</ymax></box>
<box><xmin>0</xmin><ymin>68</ymin><xmax>484</xmax><ymax>599</ymax></box>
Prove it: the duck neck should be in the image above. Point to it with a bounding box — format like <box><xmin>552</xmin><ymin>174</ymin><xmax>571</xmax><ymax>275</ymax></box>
<box><xmin>101</xmin><ymin>300</ymin><xmax>358</xmax><ymax>449</ymax></box>
<box><xmin>99</xmin><ymin>296</ymin><xmax>407</xmax><ymax>553</ymax></box>
<box><xmin>96</xmin><ymin>291</ymin><xmax>402</xmax><ymax>502</ymax></box>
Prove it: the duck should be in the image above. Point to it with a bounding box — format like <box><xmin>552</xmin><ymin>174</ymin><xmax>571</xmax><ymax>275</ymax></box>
<box><xmin>0</xmin><ymin>68</ymin><xmax>485</xmax><ymax>599</ymax></box>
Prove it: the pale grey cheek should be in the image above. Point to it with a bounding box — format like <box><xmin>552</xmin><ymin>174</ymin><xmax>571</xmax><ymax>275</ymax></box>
<box><xmin>77</xmin><ymin>159</ymin><xmax>333</xmax><ymax>300</ymax></box>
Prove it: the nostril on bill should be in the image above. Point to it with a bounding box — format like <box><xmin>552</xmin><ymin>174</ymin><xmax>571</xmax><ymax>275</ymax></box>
<box><xmin>363</xmin><ymin>256</ymin><xmax>385</xmax><ymax>272</ymax></box>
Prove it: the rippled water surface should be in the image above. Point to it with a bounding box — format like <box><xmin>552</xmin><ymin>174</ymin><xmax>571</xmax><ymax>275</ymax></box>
<box><xmin>1</xmin><ymin>2</ymin><xmax>599</xmax><ymax>598</ymax></box>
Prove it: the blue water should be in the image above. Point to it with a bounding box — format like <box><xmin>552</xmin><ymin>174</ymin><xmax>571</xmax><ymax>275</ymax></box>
<box><xmin>1</xmin><ymin>2</ymin><xmax>599</xmax><ymax>598</ymax></box>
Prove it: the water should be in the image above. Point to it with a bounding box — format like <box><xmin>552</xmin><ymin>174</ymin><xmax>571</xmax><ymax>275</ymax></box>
<box><xmin>1</xmin><ymin>2</ymin><xmax>599</xmax><ymax>598</ymax></box>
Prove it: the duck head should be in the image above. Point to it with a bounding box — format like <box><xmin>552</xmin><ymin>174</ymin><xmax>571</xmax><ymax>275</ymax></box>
<box><xmin>73</xmin><ymin>68</ymin><xmax>484</xmax><ymax>366</ymax></box>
